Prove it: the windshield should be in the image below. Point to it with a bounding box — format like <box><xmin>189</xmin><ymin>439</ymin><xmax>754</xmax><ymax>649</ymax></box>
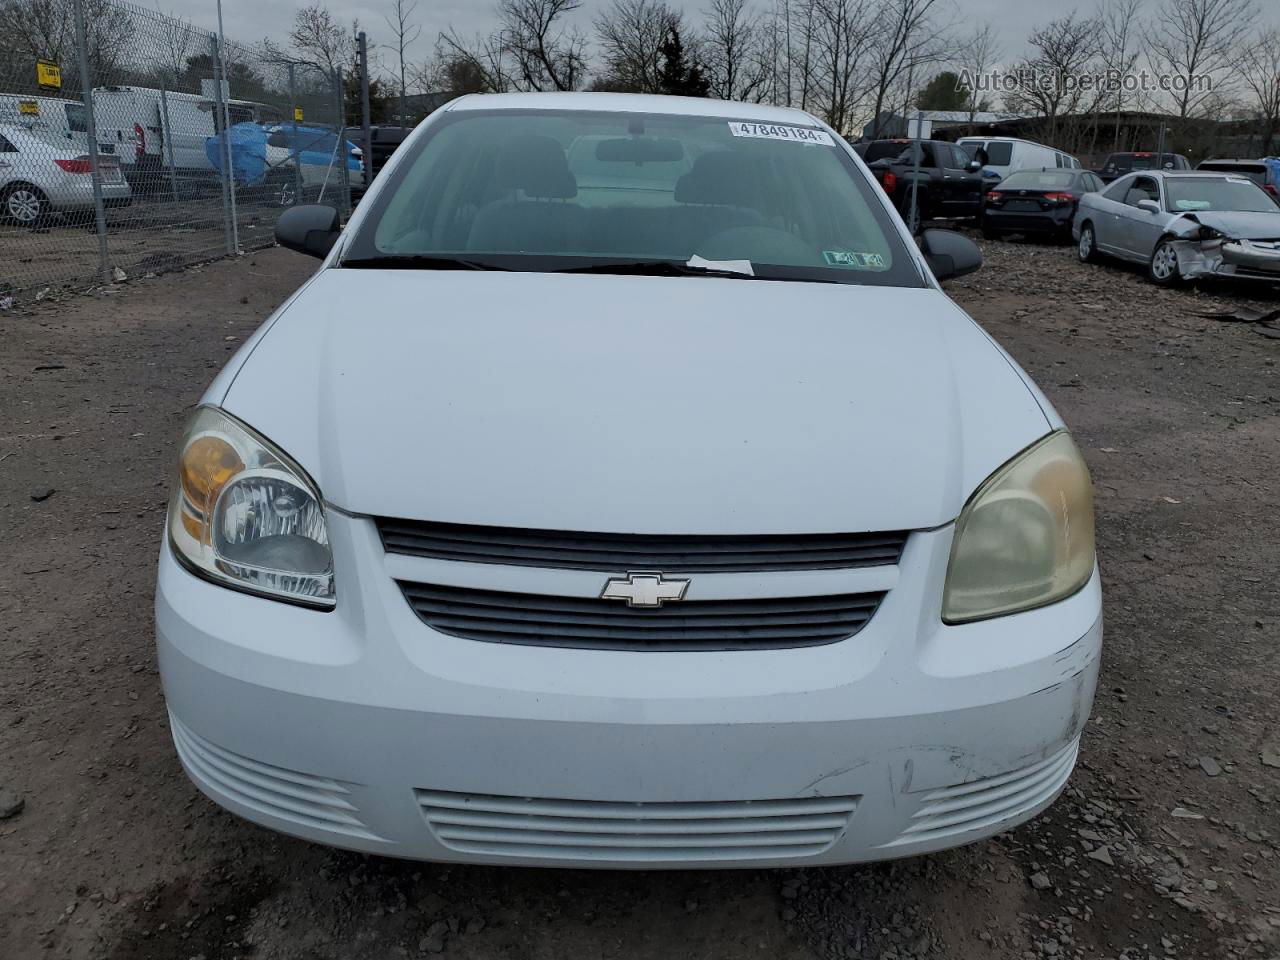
<box><xmin>348</xmin><ymin>109</ymin><xmax>920</xmax><ymax>287</ymax></box>
<box><xmin>1164</xmin><ymin>177</ymin><xmax>1278</xmax><ymax>213</ymax></box>
<box><xmin>997</xmin><ymin>171</ymin><xmax>1075</xmax><ymax>190</ymax></box>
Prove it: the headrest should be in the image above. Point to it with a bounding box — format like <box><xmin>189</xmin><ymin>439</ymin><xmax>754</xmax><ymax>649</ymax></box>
<box><xmin>675</xmin><ymin>151</ymin><xmax>759</xmax><ymax>206</ymax></box>
<box><xmin>495</xmin><ymin>134</ymin><xmax>577</xmax><ymax>199</ymax></box>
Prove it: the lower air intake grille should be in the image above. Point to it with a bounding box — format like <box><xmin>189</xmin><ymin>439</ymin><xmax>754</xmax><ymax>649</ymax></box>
<box><xmin>169</xmin><ymin>713</ymin><xmax>379</xmax><ymax>840</ymax></box>
<box><xmin>377</xmin><ymin>518</ymin><xmax>908</xmax><ymax>572</ymax></box>
<box><xmin>397</xmin><ymin>580</ymin><xmax>885</xmax><ymax>651</ymax></box>
<box><xmin>416</xmin><ymin>790</ymin><xmax>859</xmax><ymax>863</ymax></box>
<box><xmin>884</xmin><ymin>738</ymin><xmax>1080</xmax><ymax>847</ymax></box>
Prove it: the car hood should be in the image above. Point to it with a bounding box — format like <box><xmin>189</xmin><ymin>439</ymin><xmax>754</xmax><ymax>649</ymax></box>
<box><xmin>1178</xmin><ymin>210</ymin><xmax>1280</xmax><ymax>239</ymax></box>
<box><xmin>217</xmin><ymin>270</ymin><xmax>1050</xmax><ymax>533</ymax></box>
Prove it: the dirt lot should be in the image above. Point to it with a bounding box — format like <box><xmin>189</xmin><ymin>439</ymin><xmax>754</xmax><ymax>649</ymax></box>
<box><xmin>1</xmin><ymin>239</ymin><xmax>1278</xmax><ymax>960</ymax></box>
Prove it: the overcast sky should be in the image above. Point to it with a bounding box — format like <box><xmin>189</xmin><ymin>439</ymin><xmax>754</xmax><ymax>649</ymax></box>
<box><xmin>171</xmin><ymin>0</ymin><xmax>1277</xmax><ymax>82</ymax></box>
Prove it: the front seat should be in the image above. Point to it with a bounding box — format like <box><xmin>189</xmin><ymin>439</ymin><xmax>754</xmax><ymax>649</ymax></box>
<box><xmin>468</xmin><ymin>135</ymin><xmax>585</xmax><ymax>254</ymax></box>
<box><xmin>671</xmin><ymin>151</ymin><xmax>766</xmax><ymax>248</ymax></box>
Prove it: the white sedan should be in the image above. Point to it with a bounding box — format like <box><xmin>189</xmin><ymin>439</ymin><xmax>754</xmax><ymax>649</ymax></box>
<box><xmin>1</xmin><ymin>123</ymin><xmax>131</xmax><ymax>224</ymax></box>
<box><xmin>157</xmin><ymin>92</ymin><xmax>1101</xmax><ymax>869</ymax></box>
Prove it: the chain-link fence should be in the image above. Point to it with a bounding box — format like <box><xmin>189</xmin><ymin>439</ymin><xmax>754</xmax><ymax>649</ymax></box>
<box><xmin>0</xmin><ymin>0</ymin><xmax>358</xmax><ymax>304</ymax></box>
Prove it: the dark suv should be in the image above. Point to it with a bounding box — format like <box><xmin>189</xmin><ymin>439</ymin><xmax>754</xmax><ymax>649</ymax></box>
<box><xmin>1097</xmin><ymin>151</ymin><xmax>1191</xmax><ymax>183</ymax></box>
<box><xmin>1195</xmin><ymin>158</ymin><xmax>1280</xmax><ymax>200</ymax></box>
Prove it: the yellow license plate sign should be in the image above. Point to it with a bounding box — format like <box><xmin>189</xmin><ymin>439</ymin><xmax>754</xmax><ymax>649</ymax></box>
<box><xmin>293</xmin><ymin>106</ymin><xmax>304</xmax><ymax>122</ymax></box>
<box><xmin>37</xmin><ymin>60</ymin><xmax>61</xmax><ymax>90</ymax></box>
<box><xmin>18</xmin><ymin>99</ymin><xmax>39</xmax><ymax>116</ymax></box>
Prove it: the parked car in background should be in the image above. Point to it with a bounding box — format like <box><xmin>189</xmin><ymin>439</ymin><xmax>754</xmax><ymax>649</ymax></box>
<box><xmin>159</xmin><ymin>92</ymin><xmax>1101</xmax><ymax>871</ymax></box>
<box><xmin>1074</xmin><ymin>170</ymin><xmax>1280</xmax><ymax>285</ymax></box>
<box><xmin>863</xmin><ymin>138</ymin><xmax>985</xmax><ymax>231</ymax></box>
<box><xmin>982</xmin><ymin>168</ymin><xmax>1105</xmax><ymax>241</ymax></box>
<box><xmin>263</xmin><ymin>124</ymin><xmax>364</xmax><ymax>190</ymax></box>
<box><xmin>957</xmin><ymin>137</ymin><xmax>1080</xmax><ymax>182</ymax></box>
<box><xmin>0</xmin><ymin>123</ymin><xmax>130</xmax><ymax>225</ymax></box>
<box><xmin>1194</xmin><ymin>158</ymin><xmax>1280</xmax><ymax>200</ymax></box>
<box><xmin>1096</xmin><ymin>151</ymin><xmax>1191</xmax><ymax>183</ymax></box>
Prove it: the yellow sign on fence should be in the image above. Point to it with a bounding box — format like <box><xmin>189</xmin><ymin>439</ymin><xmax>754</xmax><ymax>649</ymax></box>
<box><xmin>36</xmin><ymin>60</ymin><xmax>61</xmax><ymax>90</ymax></box>
<box><xmin>18</xmin><ymin>100</ymin><xmax>39</xmax><ymax>116</ymax></box>
<box><xmin>294</xmin><ymin>107</ymin><xmax>304</xmax><ymax>122</ymax></box>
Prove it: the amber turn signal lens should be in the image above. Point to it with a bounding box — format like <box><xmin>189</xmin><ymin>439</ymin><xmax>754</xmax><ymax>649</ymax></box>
<box><xmin>179</xmin><ymin>435</ymin><xmax>243</xmax><ymax>541</ymax></box>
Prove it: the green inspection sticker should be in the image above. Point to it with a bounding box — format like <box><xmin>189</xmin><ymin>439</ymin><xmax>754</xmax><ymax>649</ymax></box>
<box><xmin>824</xmin><ymin>250</ymin><xmax>886</xmax><ymax>269</ymax></box>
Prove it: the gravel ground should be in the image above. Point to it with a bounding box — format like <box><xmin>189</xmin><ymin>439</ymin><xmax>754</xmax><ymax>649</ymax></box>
<box><xmin>1</xmin><ymin>238</ymin><xmax>1277</xmax><ymax>960</ymax></box>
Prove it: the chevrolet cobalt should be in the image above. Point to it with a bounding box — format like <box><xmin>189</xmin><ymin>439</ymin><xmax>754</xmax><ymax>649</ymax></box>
<box><xmin>157</xmin><ymin>93</ymin><xmax>1101</xmax><ymax>868</ymax></box>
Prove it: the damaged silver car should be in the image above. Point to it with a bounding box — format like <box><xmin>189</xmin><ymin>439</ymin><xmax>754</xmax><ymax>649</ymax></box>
<box><xmin>1073</xmin><ymin>170</ymin><xmax>1280</xmax><ymax>286</ymax></box>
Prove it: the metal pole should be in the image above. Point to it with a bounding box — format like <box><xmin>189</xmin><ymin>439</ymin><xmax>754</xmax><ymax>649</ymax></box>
<box><xmin>335</xmin><ymin>69</ymin><xmax>351</xmax><ymax>218</ymax></box>
<box><xmin>214</xmin><ymin>2</ymin><xmax>239</xmax><ymax>253</ymax></box>
<box><xmin>211</xmin><ymin>34</ymin><xmax>233</xmax><ymax>254</ymax></box>
<box><xmin>159</xmin><ymin>84</ymin><xmax>180</xmax><ymax>203</ymax></box>
<box><xmin>358</xmin><ymin>31</ymin><xmax>372</xmax><ymax>189</ymax></box>
<box><xmin>72</xmin><ymin>0</ymin><xmax>109</xmax><ymax>282</ymax></box>
<box><xmin>288</xmin><ymin>63</ymin><xmax>302</xmax><ymax>205</ymax></box>
<box><xmin>1155</xmin><ymin>123</ymin><xmax>1166</xmax><ymax>168</ymax></box>
<box><xmin>909</xmin><ymin>109</ymin><xmax>922</xmax><ymax>234</ymax></box>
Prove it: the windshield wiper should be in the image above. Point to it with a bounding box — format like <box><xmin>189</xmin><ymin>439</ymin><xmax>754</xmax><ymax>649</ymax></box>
<box><xmin>343</xmin><ymin>254</ymin><xmax>509</xmax><ymax>271</ymax></box>
<box><xmin>551</xmin><ymin>259</ymin><xmax>760</xmax><ymax>280</ymax></box>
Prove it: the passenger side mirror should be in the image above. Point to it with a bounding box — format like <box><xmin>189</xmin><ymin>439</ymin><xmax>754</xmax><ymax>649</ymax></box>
<box><xmin>1136</xmin><ymin>199</ymin><xmax>1161</xmax><ymax>214</ymax></box>
<box><xmin>919</xmin><ymin>228</ymin><xmax>982</xmax><ymax>281</ymax></box>
<box><xmin>275</xmin><ymin>204</ymin><xmax>340</xmax><ymax>258</ymax></box>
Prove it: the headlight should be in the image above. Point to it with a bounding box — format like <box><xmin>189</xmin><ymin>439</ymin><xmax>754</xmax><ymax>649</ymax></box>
<box><xmin>942</xmin><ymin>431</ymin><xmax>1094</xmax><ymax>623</ymax></box>
<box><xmin>167</xmin><ymin>406</ymin><xmax>335</xmax><ymax>608</ymax></box>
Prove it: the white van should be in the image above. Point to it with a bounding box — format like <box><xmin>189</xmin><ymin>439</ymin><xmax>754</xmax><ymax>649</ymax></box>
<box><xmin>957</xmin><ymin>136</ymin><xmax>1080</xmax><ymax>181</ymax></box>
<box><xmin>0</xmin><ymin>94</ymin><xmax>126</xmax><ymax>160</ymax></box>
<box><xmin>91</xmin><ymin>86</ymin><xmax>274</xmax><ymax>175</ymax></box>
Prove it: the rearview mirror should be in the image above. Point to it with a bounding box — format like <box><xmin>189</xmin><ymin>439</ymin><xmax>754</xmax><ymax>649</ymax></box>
<box><xmin>275</xmin><ymin>203</ymin><xmax>340</xmax><ymax>258</ymax></box>
<box><xmin>1136</xmin><ymin>198</ymin><xmax>1161</xmax><ymax>214</ymax></box>
<box><xmin>919</xmin><ymin>228</ymin><xmax>982</xmax><ymax>281</ymax></box>
<box><xmin>595</xmin><ymin>137</ymin><xmax>684</xmax><ymax>162</ymax></box>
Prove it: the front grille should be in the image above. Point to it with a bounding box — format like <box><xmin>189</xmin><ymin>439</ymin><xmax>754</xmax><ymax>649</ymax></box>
<box><xmin>377</xmin><ymin>518</ymin><xmax>908</xmax><ymax>573</ymax></box>
<box><xmin>416</xmin><ymin>789</ymin><xmax>859</xmax><ymax>863</ymax></box>
<box><xmin>398</xmin><ymin>581</ymin><xmax>884</xmax><ymax>651</ymax></box>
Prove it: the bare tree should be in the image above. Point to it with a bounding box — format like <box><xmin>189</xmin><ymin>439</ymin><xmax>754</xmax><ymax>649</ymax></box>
<box><xmin>595</xmin><ymin>0</ymin><xmax>681</xmax><ymax>93</ymax></box>
<box><xmin>431</xmin><ymin>29</ymin><xmax>515</xmax><ymax>93</ymax></box>
<box><xmin>865</xmin><ymin>0</ymin><xmax>947</xmax><ymax>139</ymax></box>
<box><xmin>384</xmin><ymin>0</ymin><xmax>422</xmax><ymax>126</ymax></box>
<box><xmin>1239</xmin><ymin>27</ymin><xmax>1280</xmax><ymax>153</ymax></box>
<box><xmin>0</xmin><ymin>0</ymin><xmax>135</xmax><ymax>85</ymax></box>
<box><xmin>151</xmin><ymin>7</ymin><xmax>197</xmax><ymax>84</ymax></box>
<box><xmin>702</xmin><ymin>0</ymin><xmax>768</xmax><ymax>102</ymax></box>
<box><xmin>958</xmin><ymin>22</ymin><xmax>1000</xmax><ymax>126</ymax></box>
<box><xmin>807</xmin><ymin>0</ymin><xmax>876</xmax><ymax>134</ymax></box>
<box><xmin>1003</xmin><ymin>13</ymin><xmax>1105</xmax><ymax>146</ymax></box>
<box><xmin>1097</xmin><ymin>0</ymin><xmax>1145</xmax><ymax>149</ymax></box>
<box><xmin>262</xmin><ymin>4</ymin><xmax>356</xmax><ymax>77</ymax></box>
<box><xmin>1145</xmin><ymin>0</ymin><xmax>1257</xmax><ymax>119</ymax></box>
<box><xmin>498</xmin><ymin>0</ymin><xmax>587</xmax><ymax>91</ymax></box>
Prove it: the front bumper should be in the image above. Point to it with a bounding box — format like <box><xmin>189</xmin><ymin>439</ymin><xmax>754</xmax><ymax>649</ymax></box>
<box><xmin>1173</xmin><ymin>237</ymin><xmax>1280</xmax><ymax>280</ymax></box>
<box><xmin>156</xmin><ymin>516</ymin><xmax>1103</xmax><ymax>869</ymax></box>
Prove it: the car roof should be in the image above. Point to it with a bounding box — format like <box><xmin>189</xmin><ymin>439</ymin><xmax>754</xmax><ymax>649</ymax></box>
<box><xmin>444</xmin><ymin>92</ymin><xmax>824</xmax><ymax>126</ymax></box>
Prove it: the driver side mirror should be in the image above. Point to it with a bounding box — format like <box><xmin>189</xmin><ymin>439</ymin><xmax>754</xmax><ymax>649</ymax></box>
<box><xmin>275</xmin><ymin>203</ymin><xmax>341</xmax><ymax>258</ymax></box>
<box><xmin>919</xmin><ymin>228</ymin><xmax>982</xmax><ymax>281</ymax></box>
<box><xmin>966</xmin><ymin>160</ymin><xmax>982</xmax><ymax>173</ymax></box>
<box><xmin>1136</xmin><ymin>198</ymin><xmax>1161</xmax><ymax>214</ymax></box>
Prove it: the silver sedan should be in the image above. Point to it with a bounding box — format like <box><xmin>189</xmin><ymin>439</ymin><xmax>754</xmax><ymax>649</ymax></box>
<box><xmin>1</xmin><ymin>123</ymin><xmax>131</xmax><ymax>225</ymax></box>
<box><xmin>1072</xmin><ymin>170</ymin><xmax>1280</xmax><ymax>285</ymax></box>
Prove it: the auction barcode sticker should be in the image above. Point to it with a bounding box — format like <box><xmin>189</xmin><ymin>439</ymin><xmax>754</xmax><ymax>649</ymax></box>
<box><xmin>728</xmin><ymin>121</ymin><xmax>833</xmax><ymax>145</ymax></box>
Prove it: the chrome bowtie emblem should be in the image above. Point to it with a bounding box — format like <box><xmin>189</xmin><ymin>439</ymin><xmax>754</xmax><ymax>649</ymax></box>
<box><xmin>600</xmin><ymin>571</ymin><xmax>690</xmax><ymax>608</ymax></box>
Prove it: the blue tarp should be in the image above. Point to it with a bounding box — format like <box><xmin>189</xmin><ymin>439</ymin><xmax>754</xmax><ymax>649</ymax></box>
<box><xmin>205</xmin><ymin>123</ymin><xmax>269</xmax><ymax>186</ymax></box>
